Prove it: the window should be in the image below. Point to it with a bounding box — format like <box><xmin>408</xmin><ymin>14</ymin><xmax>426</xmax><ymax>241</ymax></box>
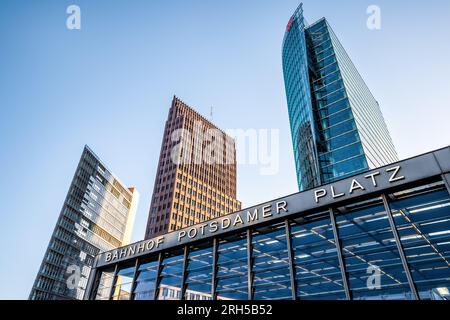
<box><xmin>157</xmin><ymin>249</ymin><xmax>184</xmax><ymax>300</ymax></box>
<box><xmin>94</xmin><ymin>267</ymin><xmax>115</xmax><ymax>300</ymax></box>
<box><xmin>216</xmin><ymin>234</ymin><xmax>248</xmax><ymax>300</ymax></box>
<box><xmin>290</xmin><ymin>211</ymin><xmax>346</xmax><ymax>300</ymax></box>
<box><xmin>252</xmin><ymin>223</ymin><xmax>292</xmax><ymax>300</ymax></box>
<box><xmin>389</xmin><ymin>182</ymin><xmax>450</xmax><ymax>300</ymax></box>
<box><xmin>133</xmin><ymin>257</ymin><xmax>159</xmax><ymax>300</ymax></box>
<box><xmin>111</xmin><ymin>265</ymin><xmax>134</xmax><ymax>300</ymax></box>
<box><xmin>336</xmin><ymin>197</ymin><xmax>413</xmax><ymax>300</ymax></box>
<box><xmin>185</xmin><ymin>242</ymin><xmax>214</xmax><ymax>299</ymax></box>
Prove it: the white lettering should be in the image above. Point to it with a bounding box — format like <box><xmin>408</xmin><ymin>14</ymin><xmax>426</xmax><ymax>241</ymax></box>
<box><xmin>315</xmin><ymin>189</ymin><xmax>327</xmax><ymax>203</ymax></box>
<box><xmin>365</xmin><ymin>171</ymin><xmax>381</xmax><ymax>187</ymax></box>
<box><xmin>387</xmin><ymin>166</ymin><xmax>405</xmax><ymax>183</ymax></box>
<box><xmin>349</xmin><ymin>179</ymin><xmax>365</xmax><ymax>194</ymax></box>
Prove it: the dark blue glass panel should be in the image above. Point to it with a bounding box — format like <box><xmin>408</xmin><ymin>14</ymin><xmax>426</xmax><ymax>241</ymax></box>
<box><xmin>185</xmin><ymin>242</ymin><xmax>213</xmax><ymax>300</ymax></box>
<box><xmin>216</xmin><ymin>234</ymin><xmax>248</xmax><ymax>300</ymax></box>
<box><xmin>157</xmin><ymin>250</ymin><xmax>184</xmax><ymax>300</ymax></box>
<box><xmin>133</xmin><ymin>257</ymin><xmax>159</xmax><ymax>300</ymax></box>
<box><xmin>111</xmin><ymin>265</ymin><xmax>134</xmax><ymax>300</ymax></box>
<box><xmin>252</xmin><ymin>223</ymin><xmax>292</xmax><ymax>300</ymax></box>
<box><xmin>336</xmin><ymin>198</ymin><xmax>413</xmax><ymax>300</ymax></box>
<box><xmin>390</xmin><ymin>183</ymin><xmax>450</xmax><ymax>300</ymax></box>
<box><xmin>290</xmin><ymin>211</ymin><xmax>346</xmax><ymax>300</ymax></box>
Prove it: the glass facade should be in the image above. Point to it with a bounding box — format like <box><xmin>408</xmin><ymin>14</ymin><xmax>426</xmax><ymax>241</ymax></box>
<box><xmin>30</xmin><ymin>146</ymin><xmax>139</xmax><ymax>300</ymax></box>
<box><xmin>88</xmin><ymin>173</ymin><xmax>450</xmax><ymax>300</ymax></box>
<box><xmin>282</xmin><ymin>4</ymin><xmax>398</xmax><ymax>191</ymax></box>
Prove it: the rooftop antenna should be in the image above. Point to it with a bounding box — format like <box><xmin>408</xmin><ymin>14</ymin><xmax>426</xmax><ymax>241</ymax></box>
<box><xmin>210</xmin><ymin>106</ymin><xmax>214</xmax><ymax>122</ymax></box>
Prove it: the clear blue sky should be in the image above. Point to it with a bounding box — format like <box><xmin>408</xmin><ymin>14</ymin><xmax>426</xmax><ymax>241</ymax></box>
<box><xmin>1</xmin><ymin>0</ymin><xmax>449</xmax><ymax>299</ymax></box>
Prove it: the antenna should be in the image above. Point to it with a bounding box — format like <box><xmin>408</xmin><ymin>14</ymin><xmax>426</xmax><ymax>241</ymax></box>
<box><xmin>210</xmin><ymin>106</ymin><xmax>214</xmax><ymax>122</ymax></box>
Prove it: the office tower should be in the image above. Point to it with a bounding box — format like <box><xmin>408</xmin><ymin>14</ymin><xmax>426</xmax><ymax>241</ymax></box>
<box><xmin>282</xmin><ymin>3</ymin><xmax>398</xmax><ymax>191</ymax></box>
<box><xmin>145</xmin><ymin>96</ymin><xmax>241</xmax><ymax>239</ymax></box>
<box><xmin>29</xmin><ymin>146</ymin><xmax>139</xmax><ymax>300</ymax></box>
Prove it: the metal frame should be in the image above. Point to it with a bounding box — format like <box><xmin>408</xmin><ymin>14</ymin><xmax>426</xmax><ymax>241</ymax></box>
<box><xmin>381</xmin><ymin>193</ymin><xmax>419</xmax><ymax>300</ymax></box>
<box><xmin>152</xmin><ymin>252</ymin><xmax>163</xmax><ymax>300</ymax></box>
<box><xmin>107</xmin><ymin>264</ymin><xmax>118</xmax><ymax>300</ymax></box>
<box><xmin>442</xmin><ymin>173</ymin><xmax>450</xmax><ymax>195</ymax></box>
<box><xmin>246</xmin><ymin>229</ymin><xmax>253</xmax><ymax>300</ymax></box>
<box><xmin>284</xmin><ymin>219</ymin><xmax>297</xmax><ymax>300</ymax></box>
<box><xmin>180</xmin><ymin>246</ymin><xmax>189</xmax><ymax>300</ymax></box>
<box><xmin>129</xmin><ymin>258</ymin><xmax>140</xmax><ymax>300</ymax></box>
<box><xmin>83</xmin><ymin>266</ymin><xmax>98</xmax><ymax>300</ymax></box>
<box><xmin>211</xmin><ymin>238</ymin><xmax>218</xmax><ymax>300</ymax></box>
<box><xmin>329</xmin><ymin>208</ymin><xmax>352</xmax><ymax>300</ymax></box>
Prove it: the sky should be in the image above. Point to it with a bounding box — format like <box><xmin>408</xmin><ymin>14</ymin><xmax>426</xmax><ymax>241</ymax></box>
<box><xmin>0</xmin><ymin>0</ymin><xmax>449</xmax><ymax>299</ymax></box>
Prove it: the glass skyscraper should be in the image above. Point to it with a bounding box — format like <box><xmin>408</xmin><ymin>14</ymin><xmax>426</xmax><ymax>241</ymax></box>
<box><xmin>29</xmin><ymin>146</ymin><xmax>139</xmax><ymax>300</ymax></box>
<box><xmin>282</xmin><ymin>3</ymin><xmax>398</xmax><ymax>191</ymax></box>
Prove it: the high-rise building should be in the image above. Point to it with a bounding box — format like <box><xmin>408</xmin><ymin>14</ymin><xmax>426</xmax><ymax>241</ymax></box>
<box><xmin>145</xmin><ymin>96</ymin><xmax>241</xmax><ymax>239</ymax></box>
<box><xmin>30</xmin><ymin>146</ymin><xmax>139</xmax><ymax>300</ymax></box>
<box><xmin>282</xmin><ymin>3</ymin><xmax>398</xmax><ymax>191</ymax></box>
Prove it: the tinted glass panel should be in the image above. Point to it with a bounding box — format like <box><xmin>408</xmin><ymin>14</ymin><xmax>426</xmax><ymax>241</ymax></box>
<box><xmin>336</xmin><ymin>197</ymin><xmax>413</xmax><ymax>300</ymax></box>
<box><xmin>133</xmin><ymin>257</ymin><xmax>159</xmax><ymax>300</ymax></box>
<box><xmin>185</xmin><ymin>242</ymin><xmax>214</xmax><ymax>300</ymax></box>
<box><xmin>252</xmin><ymin>223</ymin><xmax>291</xmax><ymax>300</ymax></box>
<box><xmin>157</xmin><ymin>250</ymin><xmax>184</xmax><ymax>300</ymax></box>
<box><xmin>94</xmin><ymin>267</ymin><xmax>115</xmax><ymax>300</ymax></box>
<box><xmin>216</xmin><ymin>234</ymin><xmax>248</xmax><ymax>300</ymax></box>
<box><xmin>291</xmin><ymin>211</ymin><xmax>346</xmax><ymax>300</ymax></box>
<box><xmin>111</xmin><ymin>265</ymin><xmax>134</xmax><ymax>300</ymax></box>
<box><xmin>390</xmin><ymin>182</ymin><xmax>450</xmax><ymax>300</ymax></box>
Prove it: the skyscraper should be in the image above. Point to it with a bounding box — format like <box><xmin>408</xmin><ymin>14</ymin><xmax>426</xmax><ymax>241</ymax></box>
<box><xmin>30</xmin><ymin>146</ymin><xmax>139</xmax><ymax>300</ymax></box>
<box><xmin>282</xmin><ymin>3</ymin><xmax>398</xmax><ymax>191</ymax></box>
<box><xmin>145</xmin><ymin>96</ymin><xmax>241</xmax><ymax>239</ymax></box>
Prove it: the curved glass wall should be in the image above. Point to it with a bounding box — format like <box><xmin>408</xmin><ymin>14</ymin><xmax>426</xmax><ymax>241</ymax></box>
<box><xmin>282</xmin><ymin>4</ymin><xmax>397</xmax><ymax>191</ymax></box>
<box><xmin>282</xmin><ymin>4</ymin><xmax>321</xmax><ymax>191</ymax></box>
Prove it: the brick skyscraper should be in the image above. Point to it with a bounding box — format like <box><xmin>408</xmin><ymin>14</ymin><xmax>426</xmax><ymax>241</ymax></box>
<box><xmin>145</xmin><ymin>96</ymin><xmax>241</xmax><ymax>238</ymax></box>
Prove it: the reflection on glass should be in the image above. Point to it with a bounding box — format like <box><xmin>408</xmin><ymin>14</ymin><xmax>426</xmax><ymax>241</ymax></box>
<box><xmin>111</xmin><ymin>265</ymin><xmax>134</xmax><ymax>300</ymax></box>
<box><xmin>133</xmin><ymin>257</ymin><xmax>159</xmax><ymax>300</ymax></box>
<box><xmin>185</xmin><ymin>242</ymin><xmax>213</xmax><ymax>300</ymax></box>
<box><xmin>216</xmin><ymin>234</ymin><xmax>248</xmax><ymax>300</ymax></box>
<box><xmin>291</xmin><ymin>211</ymin><xmax>346</xmax><ymax>300</ymax></box>
<box><xmin>157</xmin><ymin>250</ymin><xmax>184</xmax><ymax>300</ymax></box>
<box><xmin>252</xmin><ymin>223</ymin><xmax>291</xmax><ymax>300</ymax></box>
<box><xmin>390</xmin><ymin>182</ymin><xmax>450</xmax><ymax>300</ymax></box>
<box><xmin>94</xmin><ymin>267</ymin><xmax>115</xmax><ymax>300</ymax></box>
<box><xmin>337</xmin><ymin>197</ymin><xmax>412</xmax><ymax>300</ymax></box>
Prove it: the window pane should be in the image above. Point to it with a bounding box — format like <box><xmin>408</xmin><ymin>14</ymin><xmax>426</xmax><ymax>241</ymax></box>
<box><xmin>94</xmin><ymin>267</ymin><xmax>115</xmax><ymax>300</ymax></box>
<box><xmin>336</xmin><ymin>197</ymin><xmax>413</xmax><ymax>300</ymax></box>
<box><xmin>216</xmin><ymin>234</ymin><xmax>248</xmax><ymax>300</ymax></box>
<box><xmin>111</xmin><ymin>265</ymin><xmax>135</xmax><ymax>300</ymax></box>
<box><xmin>252</xmin><ymin>223</ymin><xmax>292</xmax><ymax>300</ymax></box>
<box><xmin>390</xmin><ymin>182</ymin><xmax>450</xmax><ymax>300</ymax></box>
<box><xmin>185</xmin><ymin>242</ymin><xmax>213</xmax><ymax>300</ymax></box>
<box><xmin>133</xmin><ymin>257</ymin><xmax>159</xmax><ymax>300</ymax></box>
<box><xmin>157</xmin><ymin>249</ymin><xmax>184</xmax><ymax>300</ymax></box>
<box><xmin>291</xmin><ymin>211</ymin><xmax>346</xmax><ymax>300</ymax></box>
